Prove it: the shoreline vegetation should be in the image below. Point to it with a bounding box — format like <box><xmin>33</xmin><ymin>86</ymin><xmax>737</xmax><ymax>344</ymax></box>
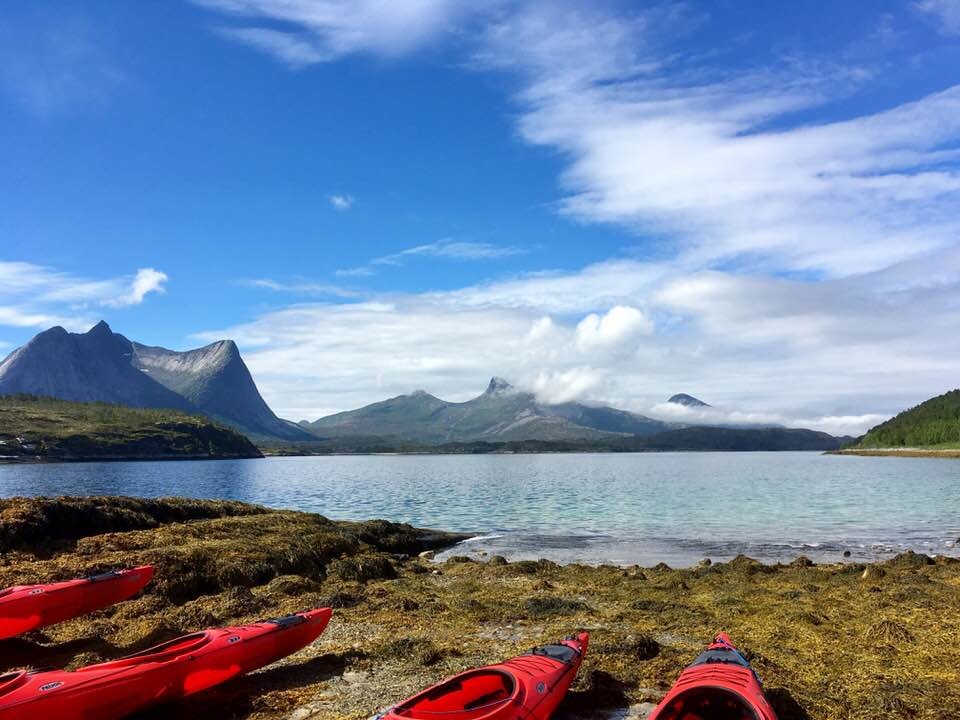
<box><xmin>830</xmin><ymin>447</ymin><xmax>960</xmax><ymax>458</ymax></box>
<box><xmin>0</xmin><ymin>395</ymin><xmax>261</xmax><ymax>462</ymax></box>
<box><xmin>257</xmin><ymin>426</ymin><xmax>849</xmax><ymax>457</ymax></box>
<box><xmin>840</xmin><ymin>388</ymin><xmax>960</xmax><ymax>458</ymax></box>
<box><xmin>1</xmin><ymin>497</ymin><xmax>957</xmax><ymax>719</ymax></box>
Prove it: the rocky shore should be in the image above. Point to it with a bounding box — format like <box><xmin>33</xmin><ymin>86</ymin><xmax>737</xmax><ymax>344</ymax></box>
<box><xmin>1</xmin><ymin>496</ymin><xmax>958</xmax><ymax>719</ymax></box>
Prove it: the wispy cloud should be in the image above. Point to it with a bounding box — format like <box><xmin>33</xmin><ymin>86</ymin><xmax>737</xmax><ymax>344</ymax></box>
<box><xmin>328</xmin><ymin>193</ymin><xmax>354</xmax><ymax>211</ymax></box>
<box><xmin>374</xmin><ymin>239</ymin><xmax>525</xmax><ymax>265</ymax></box>
<box><xmin>479</xmin><ymin>3</ymin><xmax>960</xmax><ymax>279</ymax></box>
<box><xmin>0</xmin><ymin>12</ymin><xmax>124</xmax><ymax>117</ymax></box>
<box><xmin>334</xmin><ymin>266</ymin><xmax>375</xmax><ymax>278</ymax></box>
<box><xmin>335</xmin><ymin>239</ymin><xmax>526</xmax><ymax>278</ymax></box>
<box><xmin>917</xmin><ymin>0</ymin><xmax>960</xmax><ymax>35</ymax></box>
<box><xmin>244</xmin><ymin>278</ymin><xmax>360</xmax><ymax>298</ymax></box>
<box><xmin>194</xmin><ymin>0</ymin><xmax>496</xmax><ymax>64</ymax></box>
<box><xmin>218</xmin><ymin>26</ymin><xmax>332</xmax><ymax>68</ymax></box>
<box><xmin>0</xmin><ymin>261</ymin><xmax>169</xmax><ymax>331</ymax></box>
<box><xmin>193</xmin><ymin>2</ymin><xmax>960</xmax><ymax>435</ymax></box>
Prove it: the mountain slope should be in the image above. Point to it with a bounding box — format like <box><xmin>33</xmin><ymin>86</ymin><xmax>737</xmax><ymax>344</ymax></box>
<box><xmin>132</xmin><ymin>340</ymin><xmax>308</xmax><ymax>440</ymax></box>
<box><xmin>305</xmin><ymin>377</ymin><xmax>671</xmax><ymax>444</ymax></box>
<box><xmin>853</xmin><ymin>389</ymin><xmax>960</xmax><ymax>448</ymax></box>
<box><xmin>0</xmin><ymin>322</ymin><xmax>310</xmax><ymax>441</ymax></box>
<box><xmin>0</xmin><ymin>322</ymin><xmax>194</xmax><ymax>412</ymax></box>
<box><xmin>541</xmin><ymin>402</ymin><xmax>672</xmax><ymax>435</ymax></box>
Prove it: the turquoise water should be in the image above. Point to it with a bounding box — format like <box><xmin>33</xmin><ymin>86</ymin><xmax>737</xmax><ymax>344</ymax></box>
<box><xmin>1</xmin><ymin>452</ymin><xmax>957</xmax><ymax>567</ymax></box>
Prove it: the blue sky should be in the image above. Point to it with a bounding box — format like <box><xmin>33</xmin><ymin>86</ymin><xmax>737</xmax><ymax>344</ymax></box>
<box><xmin>2</xmin><ymin>1</ymin><xmax>960</xmax><ymax>431</ymax></box>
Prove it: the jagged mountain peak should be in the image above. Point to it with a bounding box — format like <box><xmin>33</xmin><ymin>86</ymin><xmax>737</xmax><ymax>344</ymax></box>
<box><xmin>87</xmin><ymin>319</ymin><xmax>113</xmax><ymax>335</ymax></box>
<box><xmin>485</xmin><ymin>376</ymin><xmax>515</xmax><ymax>396</ymax></box>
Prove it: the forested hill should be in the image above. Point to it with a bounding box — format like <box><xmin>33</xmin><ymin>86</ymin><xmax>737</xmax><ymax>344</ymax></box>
<box><xmin>855</xmin><ymin>389</ymin><xmax>960</xmax><ymax>448</ymax></box>
<box><xmin>0</xmin><ymin>394</ymin><xmax>262</xmax><ymax>461</ymax></box>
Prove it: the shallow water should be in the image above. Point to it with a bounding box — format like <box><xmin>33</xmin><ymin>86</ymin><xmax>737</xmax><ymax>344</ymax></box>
<box><xmin>1</xmin><ymin>452</ymin><xmax>958</xmax><ymax>567</ymax></box>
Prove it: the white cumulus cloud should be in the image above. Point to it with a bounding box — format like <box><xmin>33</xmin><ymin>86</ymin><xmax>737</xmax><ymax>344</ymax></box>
<box><xmin>575</xmin><ymin>305</ymin><xmax>652</xmax><ymax>353</ymax></box>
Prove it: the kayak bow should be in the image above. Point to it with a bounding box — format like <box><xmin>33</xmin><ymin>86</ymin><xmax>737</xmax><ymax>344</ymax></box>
<box><xmin>0</xmin><ymin>565</ymin><xmax>154</xmax><ymax>639</ymax></box>
<box><xmin>378</xmin><ymin>631</ymin><xmax>588</xmax><ymax>720</ymax></box>
<box><xmin>0</xmin><ymin>606</ymin><xmax>332</xmax><ymax>719</ymax></box>
<box><xmin>649</xmin><ymin>632</ymin><xmax>778</xmax><ymax>720</ymax></box>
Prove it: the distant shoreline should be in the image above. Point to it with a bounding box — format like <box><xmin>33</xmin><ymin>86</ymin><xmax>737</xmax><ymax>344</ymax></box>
<box><xmin>829</xmin><ymin>447</ymin><xmax>960</xmax><ymax>458</ymax></box>
<box><xmin>0</xmin><ymin>453</ymin><xmax>262</xmax><ymax>464</ymax></box>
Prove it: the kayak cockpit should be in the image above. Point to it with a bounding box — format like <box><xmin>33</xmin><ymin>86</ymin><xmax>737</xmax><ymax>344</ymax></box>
<box><xmin>0</xmin><ymin>671</ymin><xmax>29</xmax><ymax>698</ymax></box>
<box><xmin>79</xmin><ymin>632</ymin><xmax>213</xmax><ymax>671</ymax></box>
<box><xmin>392</xmin><ymin>669</ymin><xmax>517</xmax><ymax>719</ymax></box>
<box><xmin>654</xmin><ymin>686</ymin><xmax>761</xmax><ymax>720</ymax></box>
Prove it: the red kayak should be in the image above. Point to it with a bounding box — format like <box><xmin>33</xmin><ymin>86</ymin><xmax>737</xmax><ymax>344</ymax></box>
<box><xmin>0</xmin><ymin>607</ymin><xmax>332</xmax><ymax>719</ymax></box>
<box><xmin>378</xmin><ymin>632</ymin><xmax>588</xmax><ymax>720</ymax></box>
<box><xmin>649</xmin><ymin>633</ymin><xmax>778</xmax><ymax>720</ymax></box>
<box><xmin>0</xmin><ymin>566</ymin><xmax>154</xmax><ymax>639</ymax></box>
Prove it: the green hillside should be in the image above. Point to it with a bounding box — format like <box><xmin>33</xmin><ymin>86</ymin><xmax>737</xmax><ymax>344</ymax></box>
<box><xmin>855</xmin><ymin>389</ymin><xmax>960</xmax><ymax>448</ymax></box>
<box><xmin>0</xmin><ymin>394</ymin><xmax>262</xmax><ymax>461</ymax></box>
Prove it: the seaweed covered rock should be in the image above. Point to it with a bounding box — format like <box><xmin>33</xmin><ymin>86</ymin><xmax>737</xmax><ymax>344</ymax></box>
<box><xmin>0</xmin><ymin>495</ymin><xmax>266</xmax><ymax>553</ymax></box>
<box><xmin>0</xmin><ymin>497</ymin><xmax>958</xmax><ymax>720</ymax></box>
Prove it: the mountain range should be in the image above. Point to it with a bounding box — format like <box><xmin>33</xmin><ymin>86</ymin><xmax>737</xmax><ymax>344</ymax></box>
<box><xmin>0</xmin><ymin>322</ymin><xmax>310</xmax><ymax>440</ymax></box>
<box><xmin>300</xmin><ymin>377</ymin><xmax>850</xmax><ymax>450</ymax></box>
<box><xmin>302</xmin><ymin>376</ymin><xmax>675</xmax><ymax>444</ymax></box>
<box><xmin>0</xmin><ymin>321</ymin><xmax>852</xmax><ymax>451</ymax></box>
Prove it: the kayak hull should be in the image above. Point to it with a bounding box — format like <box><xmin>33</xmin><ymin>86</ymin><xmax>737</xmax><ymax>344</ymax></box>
<box><xmin>0</xmin><ymin>607</ymin><xmax>332</xmax><ymax>720</ymax></box>
<box><xmin>649</xmin><ymin>633</ymin><xmax>778</xmax><ymax>720</ymax></box>
<box><xmin>379</xmin><ymin>632</ymin><xmax>588</xmax><ymax>720</ymax></box>
<box><xmin>0</xmin><ymin>566</ymin><xmax>154</xmax><ymax>639</ymax></box>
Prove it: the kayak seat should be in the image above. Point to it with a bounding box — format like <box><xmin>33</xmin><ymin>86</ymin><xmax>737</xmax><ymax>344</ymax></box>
<box><xmin>656</xmin><ymin>686</ymin><xmax>761</xmax><ymax>720</ymax></box>
<box><xmin>393</xmin><ymin>669</ymin><xmax>515</xmax><ymax>718</ymax></box>
<box><xmin>0</xmin><ymin>672</ymin><xmax>28</xmax><ymax>698</ymax></box>
<box><xmin>463</xmin><ymin>688</ymin><xmax>511</xmax><ymax>710</ymax></box>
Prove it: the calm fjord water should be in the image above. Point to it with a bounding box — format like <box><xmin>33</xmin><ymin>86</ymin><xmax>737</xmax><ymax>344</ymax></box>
<box><xmin>2</xmin><ymin>452</ymin><xmax>957</xmax><ymax>567</ymax></box>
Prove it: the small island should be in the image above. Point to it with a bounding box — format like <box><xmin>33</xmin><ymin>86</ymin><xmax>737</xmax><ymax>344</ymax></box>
<box><xmin>2</xmin><ymin>496</ymin><xmax>957</xmax><ymax>719</ymax></box>
<box><xmin>0</xmin><ymin>395</ymin><xmax>262</xmax><ymax>462</ymax></box>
